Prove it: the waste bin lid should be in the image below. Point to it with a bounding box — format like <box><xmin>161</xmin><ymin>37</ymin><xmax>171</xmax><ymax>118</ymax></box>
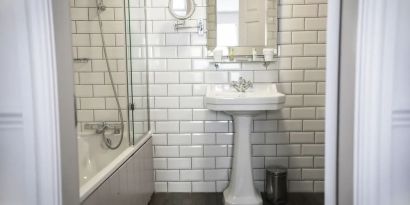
<box><xmin>266</xmin><ymin>167</ymin><xmax>287</xmax><ymax>175</ymax></box>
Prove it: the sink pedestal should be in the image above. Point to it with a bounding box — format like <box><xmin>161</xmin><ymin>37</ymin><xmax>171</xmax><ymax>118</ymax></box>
<box><xmin>205</xmin><ymin>84</ymin><xmax>285</xmax><ymax>205</ymax></box>
<box><xmin>223</xmin><ymin>112</ymin><xmax>262</xmax><ymax>205</ymax></box>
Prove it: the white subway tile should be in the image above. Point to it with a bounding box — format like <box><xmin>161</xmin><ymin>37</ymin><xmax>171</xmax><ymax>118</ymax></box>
<box><xmin>180</xmin><ymin>121</ymin><xmax>204</xmax><ymax>133</ymax></box>
<box><xmin>265</xmin><ymin>157</ymin><xmax>289</xmax><ymax>168</ymax></box>
<box><xmin>315</xmin><ymin>132</ymin><xmax>325</xmax><ymax>143</ymax></box>
<box><xmin>149</xmin><ymin>84</ymin><xmax>168</xmax><ymax>96</ymax></box>
<box><xmin>168</xmin><ymin>134</ymin><xmax>191</xmax><ymax>145</ymax></box>
<box><xmin>154</xmin><ymin>158</ymin><xmax>167</xmax><ymax>169</ymax></box>
<box><xmin>148</xmin><ymin>59</ymin><xmax>167</xmax><ymax>71</ymax></box>
<box><xmin>314</xmin><ymin>181</ymin><xmax>325</xmax><ymax>193</ymax></box>
<box><xmin>152</xmin><ymin>134</ymin><xmax>167</xmax><ymax>145</ymax></box>
<box><xmin>289</xmin><ymin>157</ymin><xmax>313</xmax><ymax>168</ymax></box>
<box><xmin>155</xmin><ymin>182</ymin><xmax>168</xmax><ymax>192</ymax></box>
<box><xmin>215</xmin><ymin>157</ymin><xmax>232</xmax><ymax>169</ymax></box>
<box><xmin>204</xmin><ymin>169</ymin><xmax>228</xmax><ymax>181</ymax></box>
<box><xmin>204</xmin><ymin>72</ymin><xmax>228</xmax><ymax>83</ymax></box>
<box><xmin>178</xmin><ymin>46</ymin><xmax>203</xmax><ymax>58</ymax></box>
<box><xmin>290</xmin><ymin>132</ymin><xmax>315</xmax><ymax>143</ymax></box>
<box><xmin>155</xmin><ymin>146</ymin><xmax>179</xmax><ymax>157</ymax></box>
<box><xmin>292</xmin><ymin>31</ymin><xmax>317</xmax><ymax>44</ymax></box>
<box><xmin>192</xmin><ymin>133</ymin><xmax>216</xmax><ymax>145</ymax></box>
<box><xmin>303</xmin><ymin>120</ymin><xmax>324</xmax><ymax>131</ymax></box>
<box><xmin>193</xmin><ymin>109</ymin><xmax>217</xmax><ymax>120</ymax></box>
<box><xmin>180</xmin><ymin>170</ymin><xmax>203</xmax><ymax>181</ymax></box>
<box><xmin>192</xmin><ymin>182</ymin><xmax>216</xmax><ymax>192</ymax></box>
<box><xmin>305</xmin><ymin>18</ymin><xmax>327</xmax><ymax>30</ymax></box>
<box><xmin>180</xmin><ymin>72</ymin><xmax>204</xmax><ymax>83</ymax></box>
<box><xmin>216</xmin><ymin>133</ymin><xmax>233</xmax><ymax>144</ymax></box>
<box><xmin>155</xmin><ymin>97</ymin><xmax>179</xmax><ymax>108</ymax></box>
<box><xmin>156</xmin><ymin>121</ymin><xmax>180</xmax><ymax>133</ymax></box>
<box><xmin>304</xmin><ymin>44</ymin><xmax>326</xmax><ymax>56</ymax></box>
<box><xmin>278</xmin><ymin>120</ymin><xmax>303</xmax><ymax>131</ymax></box>
<box><xmin>166</xmin><ymin>33</ymin><xmax>191</xmax><ymax>45</ymax></box>
<box><xmin>292</xmin><ymin>57</ymin><xmax>318</xmax><ymax>69</ymax></box>
<box><xmin>155</xmin><ymin>72</ymin><xmax>179</xmax><ymax>83</ymax></box>
<box><xmin>314</xmin><ymin>157</ymin><xmax>324</xmax><ymax>168</ymax></box>
<box><xmin>265</xmin><ymin>132</ymin><xmax>290</xmax><ymax>144</ymax></box>
<box><xmin>287</xmin><ymin>169</ymin><xmax>302</xmax><ymax>180</ymax></box>
<box><xmin>94</xmin><ymin>110</ymin><xmax>118</xmax><ymax>121</ymax></box>
<box><xmin>168</xmin><ymin>59</ymin><xmax>192</xmax><ymax>71</ymax></box>
<box><xmin>146</xmin><ymin>8</ymin><xmax>166</xmax><ymax>20</ymax></box>
<box><xmin>204</xmin><ymin>145</ymin><xmax>227</xmax><ymax>157</ymax></box>
<box><xmin>304</xmin><ymin>95</ymin><xmax>325</xmax><ymax>106</ymax></box>
<box><xmin>168</xmin><ymin>182</ymin><xmax>191</xmax><ymax>192</ymax></box>
<box><xmin>252</xmin><ymin>145</ymin><xmax>276</xmax><ymax>156</ymax></box>
<box><xmin>305</xmin><ymin>70</ymin><xmax>325</xmax><ymax>81</ymax></box>
<box><xmin>277</xmin><ymin>144</ymin><xmax>301</xmax><ymax>156</ymax></box>
<box><xmin>168</xmin><ymin>109</ymin><xmax>192</xmax><ymax>120</ymax></box>
<box><xmin>180</xmin><ymin>145</ymin><xmax>203</xmax><ymax>157</ymax></box>
<box><xmin>205</xmin><ymin>121</ymin><xmax>229</xmax><ymax>133</ymax></box>
<box><xmin>254</xmin><ymin>120</ymin><xmax>277</xmax><ymax>132</ymax></box>
<box><xmin>254</xmin><ymin>71</ymin><xmax>279</xmax><ymax>83</ymax></box>
<box><xmin>302</xmin><ymin>169</ymin><xmax>324</xmax><ymax>180</ymax></box>
<box><xmin>149</xmin><ymin>46</ymin><xmax>177</xmax><ymax>58</ymax></box>
<box><xmin>168</xmin><ymin>84</ymin><xmax>192</xmax><ymax>96</ymax></box>
<box><xmin>168</xmin><ymin>158</ymin><xmax>191</xmax><ymax>169</ymax></box>
<box><xmin>292</xmin><ymin>5</ymin><xmax>318</xmax><ymax>17</ymax></box>
<box><xmin>302</xmin><ymin>144</ymin><xmax>324</xmax><ymax>156</ymax></box>
<box><xmin>279</xmin><ymin>70</ymin><xmax>304</xmax><ymax>82</ymax></box>
<box><xmin>192</xmin><ymin>157</ymin><xmax>215</xmax><ymax>169</ymax></box>
<box><xmin>81</xmin><ymin>98</ymin><xmax>105</xmax><ymax>109</ymax></box>
<box><xmin>180</xmin><ymin>97</ymin><xmax>203</xmax><ymax>108</ymax></box>
<box><xmin>279</xmin><ymin>18</ymin><xmax>304</xmax><ymax>31</ymax></box>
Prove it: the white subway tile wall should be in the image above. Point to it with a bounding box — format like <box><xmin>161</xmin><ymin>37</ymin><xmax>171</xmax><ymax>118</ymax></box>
<box><xmin>71</xmin><ymin>0</ymin><xmax>149</xmax><ymax>137</ymax></box>
<box><xmin>143</xmin><ymin>0</ymin><xmax>327</xmax><ymax>193</ymax></box>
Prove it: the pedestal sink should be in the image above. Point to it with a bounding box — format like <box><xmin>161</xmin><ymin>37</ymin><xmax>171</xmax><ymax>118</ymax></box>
<box><xmin>205</xmin><ymin>83</ymin><xmax>285</xmax><ymax>205</ymax></box>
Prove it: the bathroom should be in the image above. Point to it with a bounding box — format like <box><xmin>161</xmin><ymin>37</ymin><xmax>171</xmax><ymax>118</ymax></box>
<box><xmin>1</xmin><ymin>0</ymin><xmax>410</xmax><ymax>205</ymax></box>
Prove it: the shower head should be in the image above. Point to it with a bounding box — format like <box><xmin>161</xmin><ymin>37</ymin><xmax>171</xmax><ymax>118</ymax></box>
<box><xmin>96</xmin><ymin>0</ymin><xmax>106</xmax><ymax>12</ymax></box>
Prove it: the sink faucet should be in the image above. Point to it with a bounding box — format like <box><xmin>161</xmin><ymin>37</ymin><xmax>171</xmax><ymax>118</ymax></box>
<box><xmin>231</xmin><ymin>77</ymin><xmax>253</xmax><ymax>92</ymax></box>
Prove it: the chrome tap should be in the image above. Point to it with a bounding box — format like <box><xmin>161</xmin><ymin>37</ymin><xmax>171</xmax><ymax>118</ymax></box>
<box><xmin>231</xmin><ymin>77</ymin><xmax>253</xmax><ymax>92</ymax></box>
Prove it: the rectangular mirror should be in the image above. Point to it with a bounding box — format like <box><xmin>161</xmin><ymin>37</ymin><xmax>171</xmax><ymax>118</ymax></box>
<box><xmin>207</xmin><ymin>0</ymin><xmax>278</xmax><ymax>56</ymax></box>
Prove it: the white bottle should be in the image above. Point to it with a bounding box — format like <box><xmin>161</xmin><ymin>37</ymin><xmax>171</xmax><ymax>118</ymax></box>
<box><xmin>252</xmin><ymin>48</ymin><xmax>257</xmax><ymax>61</ymax></box>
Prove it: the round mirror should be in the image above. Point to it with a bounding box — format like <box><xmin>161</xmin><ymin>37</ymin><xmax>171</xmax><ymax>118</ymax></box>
<box><xmin>168</xmin><ymin>0</ymin><xmax>196</xmax><ymax>20</ymax></box>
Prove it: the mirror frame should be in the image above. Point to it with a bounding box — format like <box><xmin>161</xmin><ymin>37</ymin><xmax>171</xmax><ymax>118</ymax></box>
<box><xmin>168</xmin><ymin>0</ymin><xmax>196</xmax><ymax>20</ymax></box>
<box><xmin>206</xmin><ymin>0</ymin><xmax>278</xmax><ymax>56</ymax></box>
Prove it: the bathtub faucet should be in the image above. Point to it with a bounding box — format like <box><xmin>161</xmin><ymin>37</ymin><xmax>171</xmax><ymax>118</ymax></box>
<box><xmin>96</xmin><ymin>123</ymin><xmax>109</xmax><ymax>134</ymax></box>
<box><xmin>84</xmin><ymin>122</ymin><xmax>121</xmax><ymax>134</ymax></box>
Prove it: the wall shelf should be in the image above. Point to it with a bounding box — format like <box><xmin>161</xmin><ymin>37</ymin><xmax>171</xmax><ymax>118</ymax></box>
<box><xmin>208</xmin><ymin>57</ymin><xmax>278</xmax><ymax>69</ymax></box>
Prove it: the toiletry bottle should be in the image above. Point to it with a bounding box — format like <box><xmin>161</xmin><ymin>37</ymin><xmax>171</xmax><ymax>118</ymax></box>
<box><xmin>252</xmin><ymin>48</ymin><xmax>257</xmax><ymax>61</ymax></box>
<box><xmin>229</xmin><ymin>47</ymin><xmax>235</xmax><ymax>61</ymax></box>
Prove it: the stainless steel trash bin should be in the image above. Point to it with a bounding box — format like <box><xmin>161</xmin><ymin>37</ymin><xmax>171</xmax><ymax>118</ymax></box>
<box><xmin>265</xmin><ymin>167</ymin><xmax>287</xmax><ymax>204</ymax></box>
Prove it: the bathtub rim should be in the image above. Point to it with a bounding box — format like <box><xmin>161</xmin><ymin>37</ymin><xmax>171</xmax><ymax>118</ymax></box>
<box><xmin>79</xmin><ymin>130</ymin><xmax>152</xmax><ymax>202</ymax></box>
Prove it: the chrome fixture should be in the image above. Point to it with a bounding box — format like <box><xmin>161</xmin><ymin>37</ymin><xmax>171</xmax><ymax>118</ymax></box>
<box><xmin>93</xmin><ymin>0</ymin><xmax>124</xmax><ymax>150</ymax></box>
<box><xmin>97</xmin><ymin>0</ymin><xmax>106</xmax><ymax>11</ymax></box>
<box><xmin>174</xmin><ymin>19</ymin><xmax>206</xmax><ymax>35</ymax></box>
<box><xmin>85</xmin><ymin>122</ymin><xmax>121</xmax><ymax>135</ymax></box>
<box><xmin>231</xmin><ymin>77</ymin><xmax>253</xmax><ymax>92</ymax></box>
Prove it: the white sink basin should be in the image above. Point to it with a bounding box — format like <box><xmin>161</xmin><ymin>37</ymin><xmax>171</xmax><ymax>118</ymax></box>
<box><xmin>205</xmin><ymin>83</ymin><xmax>286</xmax><ymax>205</ymax></box>
<box><xmin>205</xmin><ymin>83</ymin><xmax>286</xmax><ymax>112</ymax></box>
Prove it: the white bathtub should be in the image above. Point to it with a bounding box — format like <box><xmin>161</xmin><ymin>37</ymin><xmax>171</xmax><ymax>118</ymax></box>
<box><xmin>78</xmin><ymin>131</ymin><xmax>152</xmax><ymax>202</ymax></box>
